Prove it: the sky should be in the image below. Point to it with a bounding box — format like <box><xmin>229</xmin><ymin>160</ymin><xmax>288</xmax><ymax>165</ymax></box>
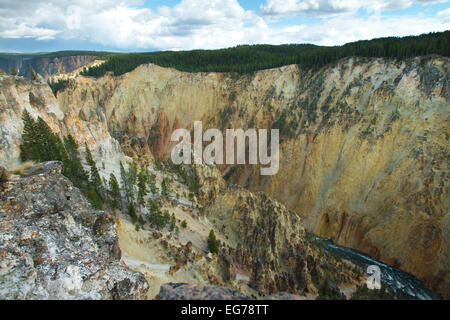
<box><xmin>0</xmin><ymin>0</ymin><xmax>449</xmax><ymax>52</ymax></box>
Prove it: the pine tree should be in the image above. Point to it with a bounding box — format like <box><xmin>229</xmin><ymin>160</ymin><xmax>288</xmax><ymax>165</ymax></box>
<box><xmin>147</xmin><ymin>173</ymin><xmax>159</xmax><ymax>194</ymax></box>
<box><xmin>19</xmin><ymin>113</ymin><xmax>106</xmax><ymax>210</ymax></box>
<box><xmin>63</xmin><ymin>134</ymin><xmax>79</xmax><ymax>159</ymax></box>
<box><xmin>137</xmin><ymin>169</ymin><xmax>148</xmax><ymax>206</ymax></box>
<box><xmin>161</xmin><ymin>177</ymin><xmax>170</xmax><ymax>197</ymax></box>
<box><xmin>146</xmin><ymin>198</ymin><xmax>170</xmax><ymax>230</ymax></box>
<box><xmin>85</xmin><ymin>143</ymin><xmax>104</xmax><ymax>206</ymax></box>
<box><xmin>20</xmin><ymin>112</ymin><xmax>88</xmax><ymax>189</ymax></box>
<box><xmin>108</xmin><ymin>173</ymin><xmax>121</xmax><ymax>210</ymax></box>
<box><xmin>146</xmin><ymin>198</ymin><xmax>159</xmax><ymax>227</ymax></box>
<box><xmin>138</xmin><ymin>214</ymin><xmax>145</xmax><ymax>226</ymax></box>
<box><xmin>208</xmin><ymin>230</ymin><xmax>219</xmax><ymax>254</ymax></box>
<box><xmin>55</xmin><ymin>135</ymin><xmax>73</xmax><ymax>179</ymax></box>
<box><xmin>35</xmin><ymin>117</ymin><xmax>59</xmax><ymax>162</ymax></box>
<box><xmin>85</xmin><ymin>143</ymin><xmax>102</xmax><ymax>189</ymax></box>
<box><xmin>63</xmin><ymin>134</ymin><xmax>88</xmax><ymax>188</ymax></box>
<box><xmin>169</xmin><ymin>213</ymin><xmax>176</xmax><ymax>232</ymax></box>
<box><xmin>128</xmin><ymin>202</ymin><xmax>137</xmax><ymax>223</ymax></box>
<box><xmin>87</xmin><ymin>185</ymin><xmax>103</xmax><ymax>210</ymax></box>
<box><xmin>162</xmin><ymin>210</ymin><xmax>170</xmax><ymax>227</ymax></box>
<box><xmin>147</xmin><ymin>198</ymin><xmax>159</xmax><ymax>212</ymax></box>
<box><xmin>20</xmin><ymin>109</ymin><xmax>39</xmax><ymax>161</ymax></box>
<box><xmin>21</xmin><ymin>114</ymin><xmax>67</xmax><ymax>163</ymax></box>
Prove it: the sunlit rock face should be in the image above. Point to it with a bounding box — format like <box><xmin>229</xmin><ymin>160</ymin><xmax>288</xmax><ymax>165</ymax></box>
<box><xmin>1</xmin><ymin>55</ymin><xmax>448</xmax><ymax>298</ymax></box>
<box><xmin>0</xmin><ymin>161</ymin><xmax>149</xmax><ymax>300</ymax></box>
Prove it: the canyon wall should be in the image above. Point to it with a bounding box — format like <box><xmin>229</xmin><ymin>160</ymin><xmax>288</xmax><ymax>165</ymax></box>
<box><xmin>1</xmin><ymin>56</ymin><xmax>448</xmax><ymax>298</ymax></box>
<box><xmin>0</xmin><ymin>55</ymin><xmax>98</xmax><ymax>80</ymax></box>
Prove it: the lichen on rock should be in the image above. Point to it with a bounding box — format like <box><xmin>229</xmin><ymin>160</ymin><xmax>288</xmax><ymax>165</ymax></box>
<box><xmin>0</xmin><ymin>161</ymin><xmax>149</xmax><ymax>300</ymax></box>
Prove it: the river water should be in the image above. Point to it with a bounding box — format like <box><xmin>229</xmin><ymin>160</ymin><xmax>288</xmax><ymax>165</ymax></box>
<box><xmin>313</xmin><ymin>237</ymin><xmax>442</xmax><ymax>300</ymax></box>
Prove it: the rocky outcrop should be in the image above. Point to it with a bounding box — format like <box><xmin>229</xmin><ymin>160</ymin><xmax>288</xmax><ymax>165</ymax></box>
<box><xmin>0</xmin><ymin>161</ymin><xmax>149</xmax><ymax>299</ymax></box>
<box><xmin>53</xmin><ymin>56</ymin><xmax>448</xmax><ymax>298</ymax></box>
<box><xmin>203</xmin><ymin>183</ymin><xmax>362</xmax><ymax>296</ymax></box>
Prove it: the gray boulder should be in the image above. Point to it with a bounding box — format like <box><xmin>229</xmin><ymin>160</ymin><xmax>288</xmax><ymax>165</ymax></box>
<box><xmin>0</xmin><ymin>161</ymin><xmax>149</xmax><ymax>300</ymax></box>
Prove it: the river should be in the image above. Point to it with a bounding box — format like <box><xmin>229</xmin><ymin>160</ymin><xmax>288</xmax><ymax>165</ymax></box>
<box><xmin>313</xmin><ymin>237</ymin><xmax>441</xmax><ymax>300</ymax></box>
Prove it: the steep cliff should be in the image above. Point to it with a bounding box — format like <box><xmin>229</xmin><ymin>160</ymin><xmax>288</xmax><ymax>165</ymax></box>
<box><xmin>0</xmin><ymin>54</ymin><xmax>100</xmax><ymax>80</ymax></box>
<box><xmin>52</xmin><ymin>56</ymin><xmax>449</xmax><ymax>298</ymax></box>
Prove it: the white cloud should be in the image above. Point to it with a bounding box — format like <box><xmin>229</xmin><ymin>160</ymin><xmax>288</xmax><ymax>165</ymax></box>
<box><xmin>259</xmin><ymin>0</ymin><xmax>447</xmax><ymax>16</ymax></box>
<box><xmin>271</xmin><ymin>11</ymin><xmax>450</xmax><ymax>46</ymax></box>
<box><xmin>416</xmin><ymin>0</ymin><xmax>448</xmax><ymax>4</ymax></box>
<box><xmin>0</xmin><ymin>23</ymin><xmax>59</xmax><ymax>40</ymax></box>
<box><xmin>261</xmin><ymin>0</ymin><xmax>361</xmax><ymax>16</ymax></box>
<box><xmin>437</xmin><ymin>7</ymin><xmax>450</xmax><ymax>22</ymax></box>
<box><xmin>75</xmin><ymin>0</ymin><xmax>270</xmax><ymax>50</ymax></box>
<box><xmin>0</xmin><ymin>0</ymin><xmax>448</xmax><ymax>50</ymax></box>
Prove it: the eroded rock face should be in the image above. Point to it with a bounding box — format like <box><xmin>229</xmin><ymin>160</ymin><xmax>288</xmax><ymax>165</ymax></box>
<box><xmin>203</xmin><ymin>184</ymin><xmax>362</xmax><ymax>296</ymax></box>
<box><xmin>53</xmin><ymin>57</ymin><xmax>448</xmax><ymax>298</ymax></box>
<box><xmin>0</xmin><ymin>161</ymin><xmax>149</xmax><ymax>300</ymax></box>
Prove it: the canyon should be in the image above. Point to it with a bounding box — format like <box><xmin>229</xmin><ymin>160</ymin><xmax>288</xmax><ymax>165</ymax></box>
<box><xmin>0</xmin><ymin>55</ymin><xmax>448</xmax><ymax>299</ymax></box>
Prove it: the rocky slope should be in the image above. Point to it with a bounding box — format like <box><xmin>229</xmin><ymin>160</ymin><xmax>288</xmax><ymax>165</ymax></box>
<box><xmin>113</xmin><ymin>162</ymin><xmax>364</xmax><ymax>299</ymax></box>
<box><xmin>51</xmin><ymin>56</ymin><xmax>449</xmax><ymax>298</ymax></box>
<box><xmin>0</xmin><ymin>161</ymin><xmax>148</xmax><ymax>299</ymax></box>
<box><xmin>201</xmin><ymin>179</ymin><xmax>361</xmax><ymax>297</ymax></box>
